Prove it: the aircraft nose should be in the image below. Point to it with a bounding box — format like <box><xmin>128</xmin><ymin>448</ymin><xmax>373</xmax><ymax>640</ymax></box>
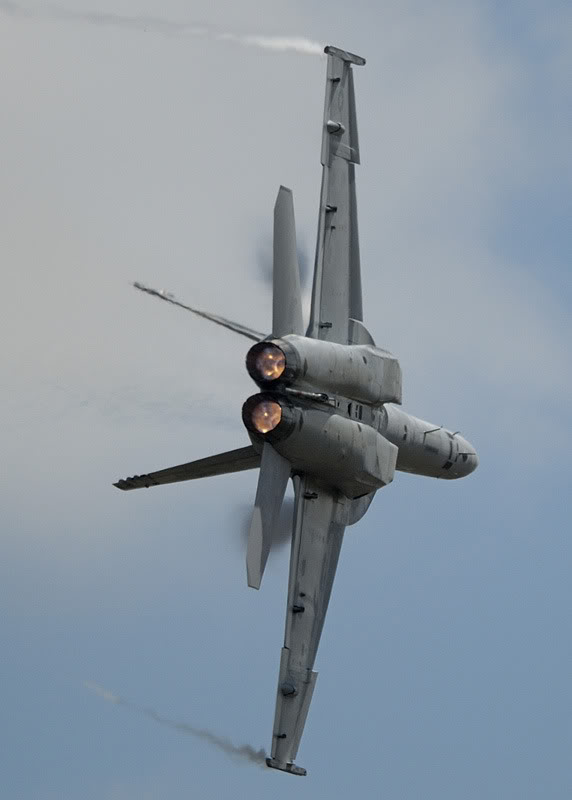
<box><xmin>466</xmin><ymin>450</ymin><xmax>479</xmax><ymax>474</ymax></box>
<box><xmin>456</xmin><ymin>435</ymin><xmax>478</xmax><ymax>477</ymax></box>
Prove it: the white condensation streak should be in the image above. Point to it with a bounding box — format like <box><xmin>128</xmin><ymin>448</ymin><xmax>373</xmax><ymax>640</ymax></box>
<box><xmin>0</xmin><ymin>2</ymin><xmax>324</xmax><ymax>56</ymax></box>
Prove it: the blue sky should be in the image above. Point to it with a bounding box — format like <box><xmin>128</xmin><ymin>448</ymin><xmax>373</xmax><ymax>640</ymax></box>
<box><xmin>1</xmin><ymin>1</ymin><xmax>571</xmax><ymax>798</ymax></box>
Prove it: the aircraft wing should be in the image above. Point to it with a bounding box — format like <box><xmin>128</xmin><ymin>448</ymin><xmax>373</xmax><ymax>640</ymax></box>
<box><xmin>114</xmin><ymin>445</ymin><xmax>260</xmax><ymax>490</ymax></box>
<box><xmin>266</xmin><ymin>474</ymin><xmax>346</xmax><ymax>776</ymax></box>
<box><xmin>307</xmin><ymin>46</ymin><xmax>366</xmax><ymax>346</ymax></box>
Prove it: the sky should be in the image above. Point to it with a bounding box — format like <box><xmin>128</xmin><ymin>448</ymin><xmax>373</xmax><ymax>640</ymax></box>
<box><xmin>1</xmin><ymin>1</ymin><xmax>571</xmax><ymax>798</ymax></box>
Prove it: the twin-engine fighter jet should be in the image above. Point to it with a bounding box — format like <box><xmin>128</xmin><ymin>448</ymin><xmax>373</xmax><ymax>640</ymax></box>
<box><xmin>115</xmin><ymin>45</ymin><xmax>478</xmax><ymax>776</ymax></box>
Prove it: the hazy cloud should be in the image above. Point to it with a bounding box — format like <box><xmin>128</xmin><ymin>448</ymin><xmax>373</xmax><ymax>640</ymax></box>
<box><xmin>2</xmin><ymin>3</ymin><xmax>571</xmax><ymax>796</ymax></box>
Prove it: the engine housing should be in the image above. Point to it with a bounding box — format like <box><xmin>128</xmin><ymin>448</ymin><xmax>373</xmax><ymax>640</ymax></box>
<box><xmin>243</xmin><ymin>394</ymin><xmax>397</xmax><ymax>499</ymax></box>
<box><xmin>246</xmin><ymin>334</ymin><xmax>402</xmax><ymax>407</ymax></box>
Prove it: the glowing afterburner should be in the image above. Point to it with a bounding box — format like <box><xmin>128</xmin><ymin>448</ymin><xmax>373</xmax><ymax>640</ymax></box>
<box><xmin>253</xmin><ymin>345</ymin><xmax>286</xmax><ymax>382</ymax></box>
<box><xmin>250</xmin><ymin>399</ymin><xmax>282</xmax><ymax>433</ymax></box>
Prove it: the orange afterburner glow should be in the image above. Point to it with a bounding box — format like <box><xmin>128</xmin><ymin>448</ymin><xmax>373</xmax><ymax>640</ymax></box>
<box><xmin>251</xmin><ymin>399</ymin><xmax>282</xmax><ymax>434</ymax></box>
<box><xmin>254</xmin><ymin>345</ymin><xmax>286</xmax><ymax>381</ymax></box>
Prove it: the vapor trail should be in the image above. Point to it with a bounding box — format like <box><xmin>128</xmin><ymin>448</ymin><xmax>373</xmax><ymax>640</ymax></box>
<box><xmin>0</xmin><ymin>2</ymin><xmax>324</xmax><ymax>56</ymax></box>
<box><xmin>84</xmin><ymin>681</ymin><xmax>267</xmax><ymax>768</ymax></box>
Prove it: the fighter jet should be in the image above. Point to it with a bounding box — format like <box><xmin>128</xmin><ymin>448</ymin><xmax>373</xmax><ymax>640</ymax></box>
<box><xmin>114</xmin><ymin>45</ymin><xmax>478</xmax><ymax>776</ymax></box>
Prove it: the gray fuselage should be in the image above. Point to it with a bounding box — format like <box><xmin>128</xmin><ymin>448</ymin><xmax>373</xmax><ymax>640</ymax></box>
<box><xmin>244</xmin><ymin>334</ymin><xmax>478</xmax><ymax>491</ymax></box>
<box><xmin>380</xmin><ymin>404</ymin><xmax>478</xmax><ymax>480</ymax></box>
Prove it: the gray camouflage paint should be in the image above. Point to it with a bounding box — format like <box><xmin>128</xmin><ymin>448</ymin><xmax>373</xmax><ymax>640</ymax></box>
<box><xmin>115</xmin><ymin>44</ymin><xmax>477</xmax><ymax>776</ymax></box>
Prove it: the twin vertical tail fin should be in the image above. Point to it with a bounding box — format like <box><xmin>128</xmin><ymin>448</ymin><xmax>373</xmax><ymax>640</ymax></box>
<box><xmin>272</xmin><ymin>186</ymin><xmax>304</xmax><ymax>338</ymax></box>
<box><xmin>246</xmin><ymin>443</ymin><xmax>291</xmax><ymax>589</ymax></box>
<box><xmin>246</xmin><ymin>186</ymin><xmax>303</xmax><ymax>588</ymax></box>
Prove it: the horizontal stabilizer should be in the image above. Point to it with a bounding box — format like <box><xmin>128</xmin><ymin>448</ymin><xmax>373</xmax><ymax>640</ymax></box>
<box><xmin>114</xmin><ymin>445</ymin><xmax>260</xmax><ymax>490</ymax></box>
<box><xmin>133</xmin><ymin>282</ymin><xmax>264</xmax><ymax>342</ymax></box>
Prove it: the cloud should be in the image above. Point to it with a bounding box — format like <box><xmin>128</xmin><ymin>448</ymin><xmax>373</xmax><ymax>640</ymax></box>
<box><xmin>1</xmin><ymin>5</ymin><xmax>571</xmax><ymax>797</ymax></box>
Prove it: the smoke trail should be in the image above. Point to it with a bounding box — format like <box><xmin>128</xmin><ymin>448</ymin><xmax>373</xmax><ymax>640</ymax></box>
<box><xmin>84</xmin><ymin>681</ymin><xmax>267</xmax><ymax>768</ymax></box>
<box><xmin>0</xmin><ymin>2</ymin><xmax>324</xmax><ymax>57</ymax></box>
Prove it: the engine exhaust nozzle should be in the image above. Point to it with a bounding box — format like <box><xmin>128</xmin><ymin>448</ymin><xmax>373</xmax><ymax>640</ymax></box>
<box><xmin>242</xmin><ymin>393</ymin><xmax>297</xmax><ymax>441</ymax></box>
<box><xmin>246</xmin><ymin>341</ymin><xmax>297</xmax><ymax>387</ymax></box>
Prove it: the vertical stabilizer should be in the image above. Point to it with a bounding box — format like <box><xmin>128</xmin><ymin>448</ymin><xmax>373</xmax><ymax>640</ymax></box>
<box><xmin>246</xmin><ymin>443</ymin><xmax>291</xmax><ymax>589</ymax></box>
<box><xmin>273</xmin><ymin>186</ymin><xmax>304</xmax><ymax>337</ymax></box>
